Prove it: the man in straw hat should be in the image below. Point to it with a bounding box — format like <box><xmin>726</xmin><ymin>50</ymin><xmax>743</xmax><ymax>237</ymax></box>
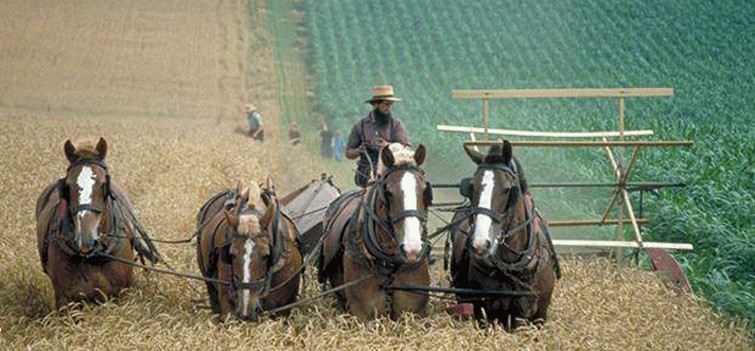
<box><xmin>345</xmin><ymin>85</ymin><xmax>410</xmax><ymax>187</ymax></box>
<box><xmin>245</xmin><ymin>104</ymin><xmax>264</xmax><ymax>141</ymax></box>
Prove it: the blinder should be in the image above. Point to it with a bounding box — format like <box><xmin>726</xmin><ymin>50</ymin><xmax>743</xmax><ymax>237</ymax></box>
<box><xmin>423</xmin><ymin>181</ymin><xmax>433</xmax><ymax>207</ymax></box>
<box><xmin>459</xmin><ymin>177</ymin><xmax>473</xmax><ymax>198</ymax></box>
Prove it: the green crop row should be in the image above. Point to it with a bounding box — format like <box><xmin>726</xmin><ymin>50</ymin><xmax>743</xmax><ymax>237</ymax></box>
<box><xmin>301</xmin><ymin>0</ymin><xmax>754</xmax><ymax>328</ymax></box>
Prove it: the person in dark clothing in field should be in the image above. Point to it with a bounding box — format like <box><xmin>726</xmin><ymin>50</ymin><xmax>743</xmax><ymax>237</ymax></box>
<box><xmin>345</xmin><ymin>85</ymin><xmax>410</xmax><ymax>187</ymax></box>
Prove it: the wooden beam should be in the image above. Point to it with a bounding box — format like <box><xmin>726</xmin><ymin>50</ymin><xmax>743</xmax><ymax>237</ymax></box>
<box><xmin>452</xmin><ymin>88</ymin><xmax>674</xmax><ymax>99</ymax></box>
<box><xmin>549</xmin><ymin>219</ymin><xmax>648</xmax><ymax>227</ymax></box>
<box><xmin>464</xmin><ymin>140</ymin><xmax>693</xmax><ymax>147</ymax></box>
<box><xmin>552</xmin><ymin>240</ymin><xmax>693</xmax><ymax>250</ymax></box>
<box><xmin>438</xmin><ymin>124</ymin><xmax>654</xmax><ymax>138</ymax></box>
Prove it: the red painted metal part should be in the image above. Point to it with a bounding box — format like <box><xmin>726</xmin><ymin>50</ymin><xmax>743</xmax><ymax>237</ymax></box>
<box><xmin>447</xmin><ymin>303</ymin><xmax>474</xmax><ymax>319</ymax></box>
<box><xmin>644</xmin><ymin>247</ymin><xmax>691</xmax><ymax>293</ymax></box>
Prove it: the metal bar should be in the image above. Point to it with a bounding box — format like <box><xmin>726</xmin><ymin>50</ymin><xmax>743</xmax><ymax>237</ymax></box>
<box><xmin>464</xmin><ymin>140</ymin><xmax>693</xmax><ymax>147</ymax></box>
<box><xmin>452</xmin><ymin>88</ymin><xmax>674</xmax><ymax>99</ymax></box>
<box><xmin>383</xmin><ymin>284</ymin><xmax>536</xmax><ymax>297</ymax></box>
<box><xmin>552</xmin><ymin>240</ymin><xmax>693</xmax><ymax>250</ymax></box>
<box><xmin>437</xmin><ymin>125</ymin><xmax>655</xmax><ymax>138</ymax></box>
<box><xmin>548</xmin><ymin>218</ymin><xmax>648</xmax><ymax>227</ymax></box>
<box><xmin>432</xmin><ymin>182</ymin><xmax>686</xmax><ymax>190</ymax></box>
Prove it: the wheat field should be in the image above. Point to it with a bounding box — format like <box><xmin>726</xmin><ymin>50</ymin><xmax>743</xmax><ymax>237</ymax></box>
<box><xmin>0</xmin><ymin>1</ymin><xmax>751</xmax><ymax>350</ymax></box>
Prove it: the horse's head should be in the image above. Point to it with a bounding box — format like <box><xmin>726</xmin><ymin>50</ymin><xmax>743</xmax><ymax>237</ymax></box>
<box><xmin>373</xmin><ymin>143</ymin><xmax>432</xmax><ymax>263</ymax></box>
<box><xmin>221</xmin><ymin>179</ymin><xmax>282</xmax><ymax>320</ymax></box>
<box><xmin>463</xmin><ymin>141</ymin><xmax>526</xmax><ymax>259</ymax></box>
<box><xmin>60</xmin><ymin>138</ymin><xmax>111</xmax><ymax>256</ymax></box>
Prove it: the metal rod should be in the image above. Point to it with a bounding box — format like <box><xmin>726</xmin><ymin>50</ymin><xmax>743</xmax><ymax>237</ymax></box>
<box><xmin>432</xmin><ymin>182</ymin><xmax>686</xmax><ymax>190</ymax></box>
<box><xmin>383</xmin><ymin>284</ymin><xmax>536</xmax><ymax>297</ymax></box>
<box><xmin>529</xmin><ymin>182</ymin><xmax>686</xmax><ymax>189</ymax></box>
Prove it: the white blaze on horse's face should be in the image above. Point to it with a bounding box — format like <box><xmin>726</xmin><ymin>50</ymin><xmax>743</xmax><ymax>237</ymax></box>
<box><xmin>472</xmin><ymin>170</ymin><xmax>495</xmax><ymax>255</ymax></box>
<box><xmin>240</xmin><ymin>238</ymin><xmax>255</xmax><ymax>318</ymax></box>
<box><xmin>400</xmin><ymin>172</ymin><xmax>423</xmax><ymax>261</ymax></box>
<box><xmin>75</xmin><ymin>166</ymin><xmax>100</xmax><ymax>250</ymax></box>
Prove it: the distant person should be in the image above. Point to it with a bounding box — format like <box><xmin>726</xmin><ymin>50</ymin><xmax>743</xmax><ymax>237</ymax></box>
<box><xmin>288</xmin><ymin>122</ymin><xmax>301</xmax><ymax>146</ymax></box>
<box><xmin>332</xmin><ymin>129</ymin><xmax>345</xmax><ymax>161</ymax></box>
<box><xmin>320</xmin><ymin>120</ymin><xmax>333</xmax><ymax>159</ymax></box>
<box><xmin>246</xmin><ymin>104</ymin><xmax>264</xmax><ymax>141</ymax></box>
<box><xmin>345</xmin><ymin>85</ymin><xmax>410</xmax><ymax>187</ymax></box>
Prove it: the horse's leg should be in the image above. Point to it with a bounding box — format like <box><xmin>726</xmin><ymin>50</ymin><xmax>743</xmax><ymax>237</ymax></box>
<box><xmin>390</xmin><ymin>262</ymin><xmax>430</xmax><ymax>318</ymax></box>
<box><xmin>48</xmin><ymin>247</ymin><xmax>90</xmax><ymax>308</ymax></box>
<box><xmin>343</xmin><ymin>253</ymin><xmax>386</xmax><ymax>321</ymax></box>
<box><xmin>323</xmin><ymin>252</ymin><xmax>346</xmax><ymax>310</ymax></box>
<box><xmin>531</xmin><ymin>258</ymin><xmax>557</xmax><ymax>323</ymax></box>
<box><xmin>205</xmin><ymin>281</ymin><xmax>221</xmax><ymax>313</ymax></box>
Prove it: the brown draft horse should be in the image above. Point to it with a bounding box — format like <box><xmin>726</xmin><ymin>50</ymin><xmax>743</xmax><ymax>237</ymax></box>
<box><xmin>36</xmin><ymin>138</ymin><xmax>161</xmax><ymax>309</ymax></box>
<box><xmin>451</xmin><ymin>140</ymin><xmax>560</xmax><ymax>328</ymax></box>
<box><xmin>318</xmin><ymin>143</ymin><xmax>433</xmax><ymax>321</ymax></box>
<box><xmin>196</xmin><ymin>177</ymin><xmax>303</xmax><ymax>320</ymax></box>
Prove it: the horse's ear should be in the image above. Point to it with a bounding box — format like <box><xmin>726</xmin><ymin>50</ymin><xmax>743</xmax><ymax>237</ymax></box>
<box><xmin>463</xmin><ymin>144</ymin><xmax>483</xmax><ymax>165</ymax></box>
<box><xmin>414</xmin><ymin>144</ymin><xmax>426</xmax><ymax>166</ymax></box>
<box><xmin>260</xmin><ymin>197</ymin><xmax>277</xmax><ymax>227</ymax></box>
<box><xmin>264</xmin><ymin>175</ymin><xmax>277</xmax><ymax>196</ymax></box>
<box><xmin>64</xmin><ymin>139</ymin><xmax>76</xmax><ymax>163</ymax></box>
<box><xmin>239</xmin><ymin>188</ymin><xmax>250</xmax><ymax>211</ymax></box>
<box><xmin>484</xmin><ymin>139</ymin><xmax>512</xmax><ymax>164</ymax></box>
<box><xmin>223</xmin><ymin>209</ymin><xmax>239</xmax><ymax>228</ymax></box>
<box><xmin>381</xmin><ymin>145</ymin><xmax>395</xmax><ymax>168</ymax></box>
<box><xmin>95</xmin><ymin>137</ymin><xmax>107</xmax><ymax>160</ymax></box>
<box><xmin>501</xmin><ymin>140</ymin><xmax>513</xmax><ymax>164</ymax></box>
<box><xmin>235</xmin><ymin>179</ymin><xmax>244</xmax><ymax>194</ymax></box>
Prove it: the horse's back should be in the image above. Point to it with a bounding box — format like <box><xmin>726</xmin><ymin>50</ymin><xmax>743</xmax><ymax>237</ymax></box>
<box><xmin>197</xmin><ymin>189</ymin><xmax>234</xmax><ymax>228</ymax></box>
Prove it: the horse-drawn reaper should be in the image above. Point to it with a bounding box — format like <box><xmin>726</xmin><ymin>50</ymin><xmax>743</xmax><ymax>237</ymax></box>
<box><xmin>35</xmin><ymin>138</ymin><xmax>161</xmax><ymax>309</ymax></box>
<box><xmin>450</xmin><ymin>140</ymin><xmax>560</xmax><ymax>327</ymax></box>
<box><xmin>318</xmin><ymin>143</ymin><xmax>433</xmax><ymax>320</ymax></box>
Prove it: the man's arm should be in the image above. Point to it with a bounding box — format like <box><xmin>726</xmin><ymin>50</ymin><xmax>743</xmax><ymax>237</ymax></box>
<box><xmin>392</xmin><ymin>118</ymin><xmax>410</xmax><ymax>145</ymax></box>
<box><xmin>345</xmin><ymin>123</ymin><xmax>364</xmax><ymax>160</ymax></box>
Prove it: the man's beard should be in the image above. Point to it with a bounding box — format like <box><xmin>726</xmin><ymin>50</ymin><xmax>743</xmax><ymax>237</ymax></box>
<box><xmin>374</xmin><ymin>109</ymin><xmax>391</xmax><ymax>126</ymax></box>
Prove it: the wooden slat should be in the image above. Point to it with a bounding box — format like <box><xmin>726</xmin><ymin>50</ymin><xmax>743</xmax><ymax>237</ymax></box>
<box><xmin>464</xmin><ymin>140</ymin><xmax>693</xmax><ymax>147</ymax></box>
<box><xmin>438</xmin><ymin>124</ymin><xmax>654</xmax><ymax>138</ymax></box>
<box><xmin>552</xmin><ymin>240</ymin><xmax>693</xmax><ymax>250</ymax></box>
<box><xmin>452</xmin><ymin>88</ymin><xmax>674</xmax><ymax>99</ymax></box>
<box><xmin>549</xmin><ymin>219</ymin><xmax>649</xmax><ymax>227</ymax></box>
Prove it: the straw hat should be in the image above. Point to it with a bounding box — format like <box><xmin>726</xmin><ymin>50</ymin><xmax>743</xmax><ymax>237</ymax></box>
<box><xmin>364</xmin><ymin>85</ymin><xmax>402</xmax><ymax>103</ymax></box>
<box><xmin>245</xmin><ymin>104</ymin><xmax>257</xmax><ymax>112</ymax></box>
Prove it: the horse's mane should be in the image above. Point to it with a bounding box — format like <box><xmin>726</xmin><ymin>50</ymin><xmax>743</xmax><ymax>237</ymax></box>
<box><xmin>377</xmin><ymin>143</ymin><xmax>416</xmax><ymax>175</ymax></box>
<box><xmin>72</xmin><ymin>140</ymin><xmax>103</xmax><ymax>158</ymax></box>
<box><xmin>237</xmin><ymin>181</ymin><xmax>263</xmax><ymax>236</ymax></box>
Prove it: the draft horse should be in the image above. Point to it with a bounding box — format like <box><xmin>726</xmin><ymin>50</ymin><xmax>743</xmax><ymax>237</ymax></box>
<box><xmin>36</xmin><ymin>138</ymin><xmax>161</xmax><ymax>309</ymax></box>
<box><xmin>450</xmin><ymin>140</ymin><xmax>560</xmax><ymax>328</ymax></box>
<box><xmin>196</xmin><ymin>177</ymin><xmax>303</xmax><ymax>320</ymax></box>
<box><xmin>318</xmin><ymin>143</ymin><xmax>433</xmax><ymax>321</ymax></box>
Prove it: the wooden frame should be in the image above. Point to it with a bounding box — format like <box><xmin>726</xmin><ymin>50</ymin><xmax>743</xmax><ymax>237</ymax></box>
<box><xmin>442</xmin><ymin>87</ymin><xmax>693</xmax><ymax>252</ymax></box>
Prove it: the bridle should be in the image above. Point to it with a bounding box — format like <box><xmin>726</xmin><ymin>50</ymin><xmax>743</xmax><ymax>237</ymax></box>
<box><xmin>220</xmin><ymin>194</ymin><xmax>285</xmax><ymax>297</ymax></box>
<box><xmin>466</xmin><ymin>162</ymin><xmax>538</xmax><ymax>273</ymax></box>
<box><xmin>55</xmin><ymin>157</ymin><xmax>117</xmax><ymax>257</ymax></box>
<box><xmin>64</xmin><ymin>158</ymin><xmax>112</xmax><ymax>215</ymax></box>
<box><xmin>359</xmin><ymin>164</ymin><xmax>431</xmax><ymax>269</ymax></box>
